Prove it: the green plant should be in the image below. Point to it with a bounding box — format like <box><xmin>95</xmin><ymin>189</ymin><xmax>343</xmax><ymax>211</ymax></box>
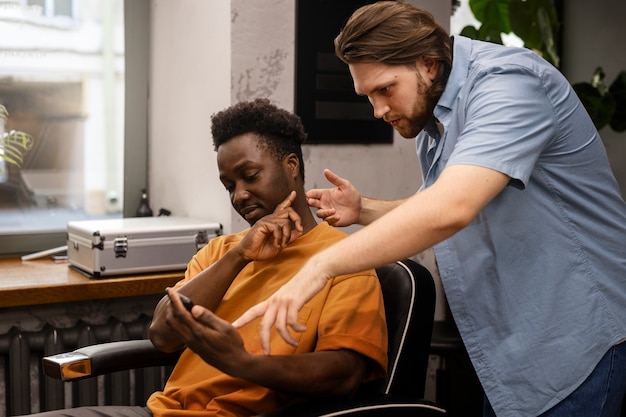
<box><xmin>572</xmin><ymin>68</ymin><xmax>626</xmax><ymax>132</ymax></box>
<box><xmin>0</xmin><ymin>104</ymin><xmax>35</xmax><ymax>173</ymax></box>
<box><xmin>457</xmin><ymin>0</ymin><xmax>626</xmax><ymax>133</ymax></box>
<box><xmin>459</xmin><ymin>0</ymin><xmax>560</xmax><ymax>67</ymax></box>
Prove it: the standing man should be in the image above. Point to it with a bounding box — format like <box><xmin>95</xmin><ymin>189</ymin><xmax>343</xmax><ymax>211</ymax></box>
<box><xmin>233</xmin><ymin>2</ymin><xmax>626</xmax><ymax>417</ymax></box>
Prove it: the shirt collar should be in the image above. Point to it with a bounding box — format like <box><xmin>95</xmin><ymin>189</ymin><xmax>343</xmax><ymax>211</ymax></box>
<box><xmin>435</xmin><ymin>35</ymin><xmax>472</xmax><ymax>118</ymax></box>
<box><xmin>423</xmin><ymin>117</ymin><xmax>440</xmax><ymax>139</ymax></box>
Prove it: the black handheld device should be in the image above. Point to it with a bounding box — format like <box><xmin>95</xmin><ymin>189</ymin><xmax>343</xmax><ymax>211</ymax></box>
<box><xmin>178</xmin><ymin>293</ymin><xmax>195</xmax><ymax>312</ymax></box>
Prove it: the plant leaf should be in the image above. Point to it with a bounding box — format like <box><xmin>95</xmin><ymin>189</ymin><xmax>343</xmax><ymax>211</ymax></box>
<box><xmin>573</xmin><ymin>82</ymin><xmax>616</xmax><ymax>130</ymax></box>
<box><xmin>510</xmin><ymin>0</ymin><xmax>540</xmax><ymax>48</ymax></box>
<box><xmin>0</xmin><ymin>130</ymin><xmax>34</xmax><ymax>168</ymax></box>
<box><xmin>509</xmin><ymin>0</ymin><xmax>559</xmax><ymax>66</ymax></box>
<box><xmin>4</xmin><ymin>147</ymin><xmax>24</xmax><ymax>166</ymax></box>
<box><xmin>536</xmin><ymin>7</ymin><xmax>559</xmax><ymax>67</ymax></box>
<box><xmin>5</xmin><ymin>130</ymin><xmax>34</xmax><ymax>150</ymax></box>
<box><xmin>470</xmin><ymin>0</ymin><xmax>511</xmax><ymax>34</ymax></box>
<box><xmin>460</xmin><ymin>25</ymin><xmax>480</xmax><ymax>39</ymax></box>
<box><xmin>477</xmin><ymin>20</ymin><xmax>505</xmax><ymax>44</ymax></box>
<box><xmin>0</xmin><ymin>146</ymin><xmax>24</xmax><ymax>167</ymax></box>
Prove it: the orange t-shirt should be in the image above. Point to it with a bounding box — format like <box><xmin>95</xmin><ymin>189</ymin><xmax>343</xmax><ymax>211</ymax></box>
<box><xmin>147</xmin><ymin>222</ymin><xmax>387</xmax><ymax>417</ymax></box>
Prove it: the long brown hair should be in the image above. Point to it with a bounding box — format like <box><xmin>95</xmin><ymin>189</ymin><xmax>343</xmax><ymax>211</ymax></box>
<box><xmin>335</xmin><ymin>1</ymin><xmax>452</xmax><ymax>98</ymax></box>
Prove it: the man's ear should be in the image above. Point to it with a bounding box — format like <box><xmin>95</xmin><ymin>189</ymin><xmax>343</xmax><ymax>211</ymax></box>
<box><xmin>417</xmin><ymin>56</ymin><xmax>438</xmax><ymax>82</ymax></box>
<box><xmin>285</xmin><ymin>153</ymin><xmax>300</xmax><ymax>179</ymax></box>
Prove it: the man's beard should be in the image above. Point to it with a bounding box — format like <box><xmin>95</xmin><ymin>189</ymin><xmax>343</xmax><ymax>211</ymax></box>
<box><xmin>396</xmin><ymin>73</ymin><xmax>440</xmax><ymax>138</ymax></box>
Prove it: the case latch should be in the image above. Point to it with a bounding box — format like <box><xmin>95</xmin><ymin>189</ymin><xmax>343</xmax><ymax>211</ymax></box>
<box><xmin>196</xmin><ymin>230</ymin><xmax>209</xmax><ymax>251</ymax></box>
<box><xmin>113</xmin><ymin>237</ymin><xmax>128</xmax><ymax>258</ymax></box>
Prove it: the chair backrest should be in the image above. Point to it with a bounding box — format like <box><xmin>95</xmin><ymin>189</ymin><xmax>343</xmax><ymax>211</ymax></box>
<box><xmin>358</xmin><ymin>259</ymin><xmax>436</xmax><ymax>401</ymax></box>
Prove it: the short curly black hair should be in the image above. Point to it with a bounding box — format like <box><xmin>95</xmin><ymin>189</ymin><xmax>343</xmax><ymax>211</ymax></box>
<box><xmin>211</xmin><ymin>98</ymin><xmax>307</xmax><ymax>181</ymax></box>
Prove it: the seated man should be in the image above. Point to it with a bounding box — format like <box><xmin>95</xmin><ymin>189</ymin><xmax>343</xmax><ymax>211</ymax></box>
<box><xmin>35</xmin><ymin>99</ymin><xmax>387</xmax><ymax>417</ymax></box>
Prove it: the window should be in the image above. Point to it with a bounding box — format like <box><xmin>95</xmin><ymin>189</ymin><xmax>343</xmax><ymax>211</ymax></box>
<box><xmin>27</xmin><ymin>0</ymin><xmax>76</xmax><ymax>19</ymax></box>
<box><xmin>0</xmin><ymin>0</ymin><xmax>149</xmax><ymax>257</ymax></box>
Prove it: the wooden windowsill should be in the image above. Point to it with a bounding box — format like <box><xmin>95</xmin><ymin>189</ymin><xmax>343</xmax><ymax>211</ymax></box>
<box><xmin>0</xmin><ymin>257</ymin><xmax>183</xmax><ymax>308</ymax></box>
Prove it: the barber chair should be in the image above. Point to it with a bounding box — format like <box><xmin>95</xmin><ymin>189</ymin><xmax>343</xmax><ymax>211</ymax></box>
<box><xmin>43</xmin><ymin>259</ymin><xmax>445</xmax><ymax>416</ymax></box>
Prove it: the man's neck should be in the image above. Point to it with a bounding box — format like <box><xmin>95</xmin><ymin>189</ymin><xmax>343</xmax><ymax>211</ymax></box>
<box><xmin>293</xmin><ymin>194</ymin><xmax>319</xmax><ymax>234</ymax></box>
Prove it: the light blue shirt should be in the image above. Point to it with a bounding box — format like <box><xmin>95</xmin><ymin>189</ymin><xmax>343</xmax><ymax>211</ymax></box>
<box><xmin>418</xmin><ymin>36</ymin><xmax>626</xmax><ymax>417</ymax></box>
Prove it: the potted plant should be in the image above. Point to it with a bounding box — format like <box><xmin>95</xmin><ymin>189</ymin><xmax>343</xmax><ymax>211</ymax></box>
<box><xmin>456</xmin><ymin>0</ymin><xmax>626</xmax><ymax>133</ymax></box>
<box><xmin>0</xmin><ymin>104</ymin><xmax>35</xmax><ymax>177</ymax></box>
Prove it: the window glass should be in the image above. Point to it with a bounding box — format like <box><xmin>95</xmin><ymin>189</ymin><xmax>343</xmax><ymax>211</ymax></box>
<box><xmin>0</xmin><ymin>0</ymin><xmax>124</xmax><ymax>255</ymax></box>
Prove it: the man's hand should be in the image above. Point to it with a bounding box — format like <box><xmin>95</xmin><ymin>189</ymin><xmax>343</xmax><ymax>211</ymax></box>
<box><xmin>232</xmin><ymin>255</ymin><xmax>331</xmax><ymax>355</ymax></box>
<box><xmin>167</xmin><ymin>289</ymin><xmax>248</xmax><ymax>375</ymax></box>
<box><xmin>306</xmin><ymin>169</ymin><xmax>361</xmax><ymax>227</ymax></box>
<box><xmin>238</xmin><ymin>191</ymin><xmax>303</xmax><ymax>261</ymax></box>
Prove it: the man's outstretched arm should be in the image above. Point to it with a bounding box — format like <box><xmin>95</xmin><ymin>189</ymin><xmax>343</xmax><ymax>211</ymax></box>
<box><xmin>237</xmin><ymin>164</ymin><xmax>511</xmax><ymax>352</ymax></box>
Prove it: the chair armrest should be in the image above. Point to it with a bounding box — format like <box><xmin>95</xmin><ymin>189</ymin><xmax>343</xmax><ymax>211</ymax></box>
<box><xmin>257</xmin><ymin>398</ymin><xmax>446</xmax><ymax>417</ymax></box>
<box><xmin>42</xmin><ymin>339</ymin><xmax>183</xmax><ymax>381</ymax></box>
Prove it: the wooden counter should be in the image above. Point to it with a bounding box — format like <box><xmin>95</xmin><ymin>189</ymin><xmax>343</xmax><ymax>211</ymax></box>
<box><xmin>0</xmin><ymin>257</ymin><xmax>183</xmax><ymax>308</ymax></box>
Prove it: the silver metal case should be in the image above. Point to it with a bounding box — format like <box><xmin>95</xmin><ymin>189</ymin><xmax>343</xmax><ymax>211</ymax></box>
<box><xmin>67</xmin><ymin>217</ymin><xmax>222</xmax><ymax>277</ymax></box>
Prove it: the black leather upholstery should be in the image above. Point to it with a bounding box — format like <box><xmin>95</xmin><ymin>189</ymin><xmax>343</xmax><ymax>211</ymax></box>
<box><xmin>371</xmin><ymin>260</ymin><xmax>436</xmax><ymax>399</ymax></box>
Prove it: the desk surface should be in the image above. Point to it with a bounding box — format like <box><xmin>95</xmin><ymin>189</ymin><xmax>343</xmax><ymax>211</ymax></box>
<box><xmin>0</xmin><ymin>258</ymin><xmax>183</xmax><ymax>308</ymax></box>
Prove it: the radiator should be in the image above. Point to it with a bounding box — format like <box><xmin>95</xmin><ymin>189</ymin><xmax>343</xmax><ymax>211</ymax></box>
<box><xmin>0</xmin><ymin>295</ymin><xmax>171</xmax><ymax>417</ymax></box>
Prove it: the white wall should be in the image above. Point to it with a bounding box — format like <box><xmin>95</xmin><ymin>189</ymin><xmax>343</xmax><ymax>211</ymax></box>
<box><xmin>149</xmin><ymin>0</ymin><xmax>232</xmax><ymax>226</ymax></box>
